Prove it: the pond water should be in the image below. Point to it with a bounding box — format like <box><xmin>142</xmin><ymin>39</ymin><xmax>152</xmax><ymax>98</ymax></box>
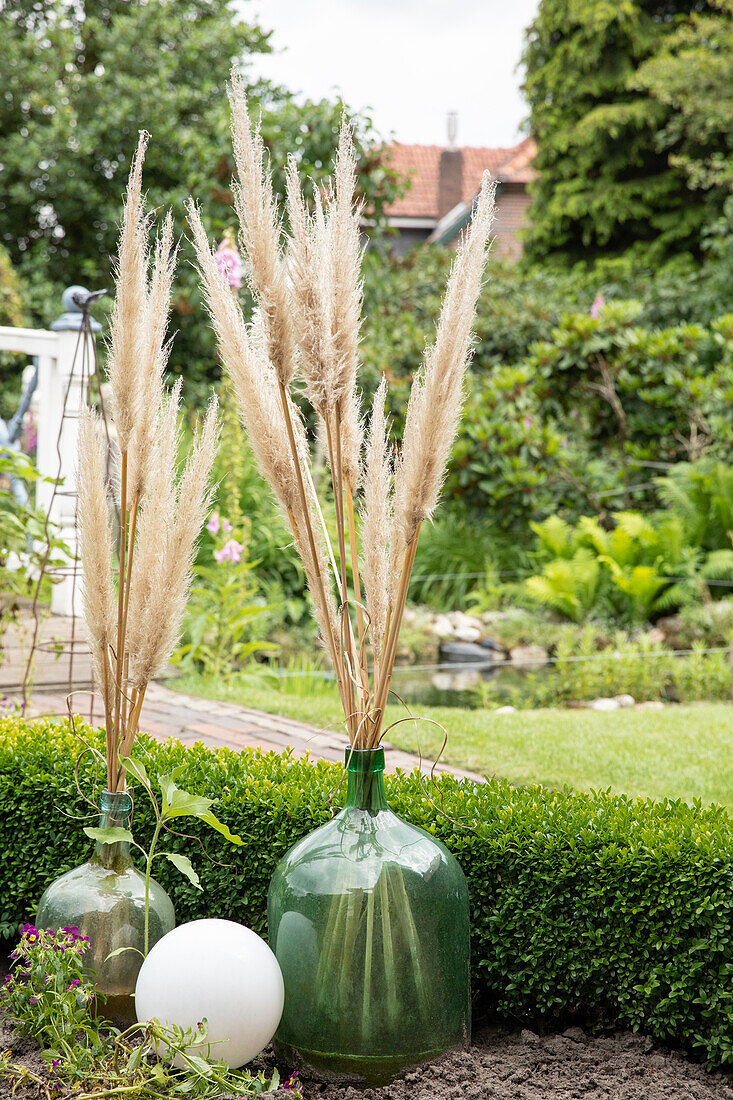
<box><xmin>272</xmin><ymin>657</ymin><xmax>555</xmax><ymax>710</ymax></box>
<box><xmin>386</xmin><ymin>660</ymin><xmax>552</xmax><ymax>709</ymax></box>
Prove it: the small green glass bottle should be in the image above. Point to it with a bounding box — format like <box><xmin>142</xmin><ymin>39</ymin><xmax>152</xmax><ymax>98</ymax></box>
<box><xmin>268</xmin><ymin>748</ymin><xmax>470</xmax><ymax>1085</ymax></box>
<box><xmin>36</xmin><ymin>790</ymin><xmax>174</xmax><ymax>1026</ymax></box>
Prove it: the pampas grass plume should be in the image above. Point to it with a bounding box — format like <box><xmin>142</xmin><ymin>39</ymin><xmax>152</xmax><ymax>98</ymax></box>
<box><xmin>361</xmin><ymin>376</ymin><xmax>392</xmax><ymax>660</ymax></box>
<box><xmin>393</xmin><ymin>173</ymin><xmax>496</xmax><ymax>550</ymax></box>
<box><xmin>189</xmin><ymin>102</ymin><xmax>495</xmax><ymax>748</ymax></box>
<box><xmin>228</xmin><ymin>70</ymin><xmax>297</xmax><ymax>387</ymax></box>
<box><xmin>106</xmin><ymin>131</ymin><xmax>150</xmax><ymax>451</ymax></box>
<box><xmin>77</xmin><ymin>408</ymin><xmax>116</xmax><ymax>717</ymax></box>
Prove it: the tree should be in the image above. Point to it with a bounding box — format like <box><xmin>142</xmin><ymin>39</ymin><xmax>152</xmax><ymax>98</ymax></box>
<box><xmin>521</xmin><ymin>0</ymin><xmax>728</xmax><ymax>262</ymax></box>
<box><xmin>0</xmin><ymin>0</ymin><xmax>404</xmax><ymax>393</ymax></box>
<box><xmin>633</xmin><ymin>0</ymin><xmax>733</xmax><ymax>193</ymax></box>
<box><xmin>0</xmin><ymin>0</ymin><xmax>269</xmax><ymax>285</ymax></box>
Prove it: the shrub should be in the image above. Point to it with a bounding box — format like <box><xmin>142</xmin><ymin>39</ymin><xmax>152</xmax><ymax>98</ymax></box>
<box><xmin>0</xmin><ymin>718</ymin><xmax>731</xmax><ymax>1067</ymax></box>
<box><xmin>528</xmin><ymin>305</ymin><xmax>733</xmax><ymax>480</ymax></box>
<box><xmin>675</xmin><ymin>599</ymin><xmax>733</xmax><ymax>649</ymax></box>
<box><xmin>448</xmin><ymin>364</ymin><xmax>568</xmax><ymax>534</ymax></box>
<box><xmin>524</xmin><ymin>510</ymin><xmax>731</xmax><ymax>626</ymax></box>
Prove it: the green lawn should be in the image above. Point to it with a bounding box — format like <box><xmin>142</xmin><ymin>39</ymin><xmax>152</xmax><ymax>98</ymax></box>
<box><xmin>169</xmin><ymin>673</ymin><xmax>733</xmax><ymax>811</ymax></box>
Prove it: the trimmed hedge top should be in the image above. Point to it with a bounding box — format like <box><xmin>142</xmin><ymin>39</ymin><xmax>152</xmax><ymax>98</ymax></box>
<box><xmin>0</xmin><ymin>717</ymin><xmax>731</xmax><ymax>1067</ymax></box>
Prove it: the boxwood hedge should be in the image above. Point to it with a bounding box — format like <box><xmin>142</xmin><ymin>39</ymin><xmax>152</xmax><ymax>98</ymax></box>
<box><xmin>0</xmin><ymin>717</ymin><xmax>731</xmax><ymax>1067</ymax></box>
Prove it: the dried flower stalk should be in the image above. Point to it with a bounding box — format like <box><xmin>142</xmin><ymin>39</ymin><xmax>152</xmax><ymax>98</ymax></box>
<box><xmin>229</xmin><ymin>70</ymin><xmax>297</xmax><ymax>389</ymax></box>
<box><xmin>79</xmin><ymin>134</ymin><xmax>218</xmax><ymax>791</ymax></box>
<box><xmin>361</xmin><ymin>378</ymin><xmax>391</xmax><ymax>667</ymax></box>
<box><xmin>191</xmin><ymin>74</ymin><xmax>495</xmax><ymax>748</ymax></box>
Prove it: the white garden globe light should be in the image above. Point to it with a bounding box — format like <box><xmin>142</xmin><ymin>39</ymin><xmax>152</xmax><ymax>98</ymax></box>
<box><xmin>134</xmin><ymin>919</ymin><xmax>284</xmax><ymax>1069</ymax></box>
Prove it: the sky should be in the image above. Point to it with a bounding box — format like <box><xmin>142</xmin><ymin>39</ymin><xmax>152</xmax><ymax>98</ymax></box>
<box><xmin>245</xmin><ymin>0</ymin><xmax>541</xmax><ymax>149</ymax></box>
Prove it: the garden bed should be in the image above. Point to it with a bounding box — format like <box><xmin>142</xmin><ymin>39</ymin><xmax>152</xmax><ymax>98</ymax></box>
<box><xmin>2</xmin><ymin>1013</ymin><xmax>732</xmax><ymax>1100</ymax></box>
<box><xmin>310</xmin><ymin>1028</ymin><xmax>733</xmax><ymax>1100</ymax></box>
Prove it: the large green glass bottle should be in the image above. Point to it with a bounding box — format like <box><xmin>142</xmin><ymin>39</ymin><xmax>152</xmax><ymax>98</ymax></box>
<box><xmin>268</xmin><ymin>748</ymin><xmax>470</xmax><ymax>1085</ymax></box>
<box><xmin>36</xmin><ymin>790</ymin><xmax>174</xmax><ymax>1026</ymax></box>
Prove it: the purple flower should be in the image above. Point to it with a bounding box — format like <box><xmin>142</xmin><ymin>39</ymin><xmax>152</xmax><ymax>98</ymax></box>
<box><xmin>215</xmin><ymin>234</ymin><xmax>243</xmax><ymax>291</ymax></box>
<box><xmin>214</xmin><ymin>539</ymin><xmax>243</xmax><ymax>565</ymax></box>
<box><xmin>23</xmin><ymin>410</ymin><xmax>37</xmax><ymax>456</ymax></box>
<box><xmin>523</xmin><ymin>415</ymin><xmax>533</xmax><ymax>429</ymax></box>
<box><xmin>29</xmin><ymin>996</ymin><xmax>38</xmax><ymax>1005</ymax></box>
<box><xmin>20</xmin><ymin>923</ymin><xmax>38</xmax><ymax>938</ymax></box>
<box><xmin>206</xmin><ymin>511</ymin><xmax>220</xmax><ymax>535</ymax></box>
<box><xmin>68</xmin><ymin>979</ymin><xmax>81</xmax><ymax>989</ymax></box>
<box><xmin>590</xmin><ymin>293</ymin><xmax>605</xmax><ymax>319</ymax></box>
<box><xmin>50</xmin><ymin>1060</ymin><xmax>60</xmax><ymax>1074</ymax></box>
<box><xmin>222</xmin><ymin>518</ymin><xmax>232</xmax><ymax>533</ymax></box>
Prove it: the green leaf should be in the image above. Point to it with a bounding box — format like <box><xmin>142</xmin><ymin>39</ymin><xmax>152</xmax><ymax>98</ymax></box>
<box><xmin>125</xmin><ymin>1045</ymin><xmax>143</xmax><ymax>1072</ymax></box>
<box><xmin>83</xmin><ymin>827</ymin><xmax>134</xmax><ymax>845</ymax></box>
<box><xmin>158</xmin><ymin>768</ymin><xmax>194</xmax><ymax>815</ymax></box>
<box><xmin>105</xmin><ymin>945</ymin><xmax>144</xmax><ymax>961</ymax></box>
<box><xmin>164</xmin><ymin>852</ymin><xmax>203</xmax><ymax>890</ymax></box>
<box><xmin>198</xmin><ymin>809</ymin><xmax>244</xmax><ymax>846</ymax></box>
<box><xmin>120</xmin><ymin>756</ymin><xmax>150</xmax><ymax>789</ymax></box>
<box><xmin>185</xmin><ymin>1053</ymin><xmax>215</xmax><ymax>1077</ymax></box>
<box><xmin>164</xmin><ymin>788</ymin><xmax>216</xmax><ymax>821</ymax></box>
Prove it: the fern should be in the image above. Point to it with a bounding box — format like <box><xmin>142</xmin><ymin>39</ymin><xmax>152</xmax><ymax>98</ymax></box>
<box><xmin>530</xmin><ymin>515</ymin><xmax>574</xmax><ymax>560</ymax></box>
<box><xmin>702</xmin><ymin>550</ymin><xmax>733</xmax><ymax>580</ymax></box>
<box><xmin>656</xmin><ymin>459</ymin><xmax>733</xmax><ymax>552</ymax></box>
<box><xmin>525</xmin><ymin>550</ymin><xmax>601</xmax><ymax>623</ymax></box>
<box><xmin>576</xmin><ymin>515</ymin><xmax>610</xmax><ymax>557</ymax></box>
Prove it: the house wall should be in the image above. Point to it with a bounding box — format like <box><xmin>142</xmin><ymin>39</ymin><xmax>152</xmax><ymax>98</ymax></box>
<box><xmin>380</xmin><ymin>182</ymin><xmax>533</xmax><ymax>259</ymax></box>
<box><xmin>492</xmin><ymin>183</ymin><xmax>532</xmax><ymax>261</ymax></box>
<box><xmin>388</xmin><ymin>225</ymin><xmax>432</xmax><ymax>255</ymax></box>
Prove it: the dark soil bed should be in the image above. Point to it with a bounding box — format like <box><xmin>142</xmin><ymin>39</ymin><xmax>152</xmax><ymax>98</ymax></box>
<box><xmin>301</xmin><ymin>1028</ymin><xmax>733</xmax><ymax>1100</ymax></box>
<box><xmin>2</xmin><ymin>1016</ymin><xmax>732</xmax><ymax>1100</ymax></box>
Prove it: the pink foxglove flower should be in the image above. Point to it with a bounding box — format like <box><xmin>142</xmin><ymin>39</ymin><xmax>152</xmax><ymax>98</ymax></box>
<box><xmin>590</xmin><ymin>293</ymin><xmax>605</xmax><ymax>319</ymax></box>
<box><xmin>206</xmin><ymin>511</ymin><xmax>220</xmax><ymax>535</ymax></box>
<box><xmin>215</xmin><ymin>232</ymin><xmax>243</xmax><ymax>291</ymax></box>
<box><xmin>214</xmin><ymin>538</ymin><xmax>243</xmax><ymax>564</ymax></box>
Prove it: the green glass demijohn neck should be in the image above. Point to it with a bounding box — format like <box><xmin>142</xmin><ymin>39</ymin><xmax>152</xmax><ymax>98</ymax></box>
<box><xmin>94</xmin><ymin>790</ymin><xmax>133</xmax><ymax>871</ymax></box>
<box><xmin>344</xmin><ymin>748</ymin><xmax>389</xmax><ymax>813</ymax></box>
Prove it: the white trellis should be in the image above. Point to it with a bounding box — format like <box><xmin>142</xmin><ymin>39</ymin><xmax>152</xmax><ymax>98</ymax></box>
<box><xmin>0</xmin><ymin>287</ymin><xmax>101</xmax><ymax>617</ymax></box>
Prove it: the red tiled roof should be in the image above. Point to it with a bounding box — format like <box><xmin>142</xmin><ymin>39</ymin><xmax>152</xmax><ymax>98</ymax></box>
<box><xmin>384</xmin><ymin>137</ymin><xmax>537</xmax><ymax>219</ymax></box>
<box><xmin>498</xmin><ymin>137</ymin><xmax>537</xmax><ymax>184</ymax></box>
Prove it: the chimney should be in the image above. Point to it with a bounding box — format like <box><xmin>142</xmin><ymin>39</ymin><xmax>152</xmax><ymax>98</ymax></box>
<box><xmin>447</xmin><ymin>111</ymin><xmax>458</xmax><ymax>148</ymax></box>
<box><xmin>435</xmin><ymin>112</ymin><xmax>460</xmax><ymax>215</ymax></box>
<box><xmin>439</xmin><ymin>113</ymin><xmax>463</xmax><ymax>216</ymax></box>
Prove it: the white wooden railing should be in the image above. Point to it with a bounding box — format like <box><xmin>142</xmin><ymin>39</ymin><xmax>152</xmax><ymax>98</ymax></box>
<box><xmin>0</xmin><ymin>287</ymin><xmax>101</xmax><ymax>617</ymax></box>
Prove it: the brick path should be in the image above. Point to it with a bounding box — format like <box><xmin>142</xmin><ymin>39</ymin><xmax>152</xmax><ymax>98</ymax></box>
<box><xmin>24</xmin><ymin>681</ymin><xmax>483</xmax><ymax>782</ymax></box>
